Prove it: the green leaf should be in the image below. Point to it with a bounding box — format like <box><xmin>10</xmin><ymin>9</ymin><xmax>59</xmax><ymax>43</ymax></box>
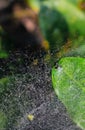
<box><xmin>41</xmin><ymin>0</ymin><xmax>85</xmax><ymax>36</ymax></box>
<box><xmin>52</xmin><ymin>57</ymin><xmax>85</xmax><ymax>130</ymax></box>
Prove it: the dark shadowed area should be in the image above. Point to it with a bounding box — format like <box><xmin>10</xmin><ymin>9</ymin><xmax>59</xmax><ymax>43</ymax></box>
<box><xmin>0</xmin><ymin>50</ymin><xmax>81</xmax><ymax>130</ymax></box>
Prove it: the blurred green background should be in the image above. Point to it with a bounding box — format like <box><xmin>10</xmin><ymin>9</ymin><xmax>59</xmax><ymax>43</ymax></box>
<box><xmin>0</xmin><ymin>0</ymin><xmax>85</xmax><ymax>58</ymax></box>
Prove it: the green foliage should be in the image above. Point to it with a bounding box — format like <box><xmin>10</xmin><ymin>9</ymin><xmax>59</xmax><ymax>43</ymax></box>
<box><xmin>52</xmin><ymin>57</ymin><xmax>85</xmax><ymax>130</ymax></box>
<box><xmin>38</xmin><ymin>0</ymin><xmax>85</xmax><ymax>55</ymax></box>
<box><xmin>41</xmin><ymin>0</ymin><xmax>85</xmax><ymax>37</ymax></box>
<box><xmin>0</xmin><ymin>51</ymin><xmax>8</xmax><ymax>58</ymax></box>
<box><xmin>0</xmin><ymin>77</ymin><xmax>10</xmax><ymax>94</ymax></box>
<box><xmin>0</xmin><ymin>29</ymin><xmax>8</xmax><ymax>58</ymax></box>
<box><xmin>66</xmin><ymin>0</ymin><xmax>81</xmax><ymax>5</ymax></box>
<box><xmin>0</xmin><ymin>111</ymin><xmax>7</xmax><ymax>129</ymax></box>
<box><xmin>28</xmin><ymin>0</ymin><xmax>40</xmax><ymax>10</ymax></box>
<box><xmin>39</xmin><ymin>5</ymin><xmax>69</xmax><ymax>50</ymax></box>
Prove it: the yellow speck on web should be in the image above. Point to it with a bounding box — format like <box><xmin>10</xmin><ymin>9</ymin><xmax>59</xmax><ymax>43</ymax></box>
<box><xmin>27</xmin><ymin>114</ymin><xmax>34</xmax><ymax>121</ymax></box>
<box><xmin>33</xmin><ymin>59</ymin><xmax>38</xmax><ymax>65</ymax></box>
